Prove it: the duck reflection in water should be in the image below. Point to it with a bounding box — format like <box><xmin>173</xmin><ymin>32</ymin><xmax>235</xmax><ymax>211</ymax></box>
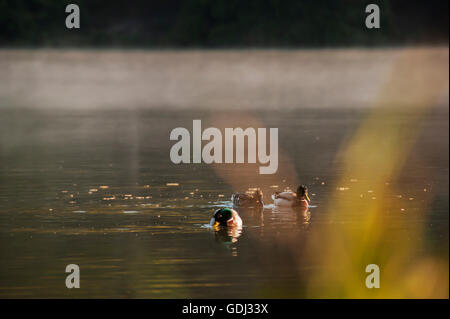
<box><xmin>295</xmin><ymin>206</ymin><xmax>311</xmax><ymax>228</ymax></box>
<box><xmin>270</xmin><ymin>205</ymin><xmax>311</xmax><ymax>229</ymax></box>
<box><xmin>232</xmin><ymin>206</ymin><xmax>264</xmax><ymax>227</ymax></box>
<box><xmin>214</xmin><ymin>226</ymin><xmax>243</xmax><ymax>245</ymax></box>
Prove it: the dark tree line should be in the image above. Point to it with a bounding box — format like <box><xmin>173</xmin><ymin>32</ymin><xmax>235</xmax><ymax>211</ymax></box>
<box><xmin>0</xmin><ymin>0</ymin><xmax>448</xmax><ymax>47</ymax></box>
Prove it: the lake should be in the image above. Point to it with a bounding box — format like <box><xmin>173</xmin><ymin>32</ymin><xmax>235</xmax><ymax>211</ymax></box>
<box><xmin>0</xmin><ymin>106</ymin><xmax>448</xmax><ymax>298</ymax></box>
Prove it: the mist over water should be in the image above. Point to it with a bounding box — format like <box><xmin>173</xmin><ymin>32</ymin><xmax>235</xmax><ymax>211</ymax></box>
<box><xmin>2</xmin><ymin>48</ymin><xmax>444</xmax><ymax>110</ymax></box>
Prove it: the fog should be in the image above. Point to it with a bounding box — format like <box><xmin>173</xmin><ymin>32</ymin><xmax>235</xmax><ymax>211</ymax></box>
<box><xmin>1</xmin><ymin>48</ymin><xmax>447</xmax><ymax>110</ymax></box>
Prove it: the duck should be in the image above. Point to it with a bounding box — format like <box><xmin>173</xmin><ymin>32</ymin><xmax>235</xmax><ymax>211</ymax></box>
<box><xmin>272</xmin><ymin>185</ymin><xmax>310</xmax><ymax>208</ymax></box>
<box><xmin>210</xmin><ymin>208</ymin><xmax>243</xmax><ymax>228</ymax></box>
<box><xmin>231</xmin><ymin>189</ymin><xmax>264</xmax><ymax>208</ymax></box>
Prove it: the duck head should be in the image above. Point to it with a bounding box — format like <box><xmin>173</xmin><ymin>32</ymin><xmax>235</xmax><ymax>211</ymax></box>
<box><xmin>212</xmin><ymin>208</ymin><xmax>234</xmax><ymax>227</ymax></box>
<box><xmin>296</xmin><ymin>185</ymin><xmax>310</xmax><ymax>202</ymax></box>
<box><xmin>255</xmin><ymin>189</ymin><xmax>264</xmax><ymax>204</ymax></box>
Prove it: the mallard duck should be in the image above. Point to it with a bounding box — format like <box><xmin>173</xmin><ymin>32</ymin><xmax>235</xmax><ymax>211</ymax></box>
<box><xmin>231</xmin><ymin>189</ymin><xmax>263</xmax><ymax>207</ymax></box>
<box><xmin>210</xmin><ymin>208</ymin><xmax>243</xmax><ymax>228</ymax></box>
<box><xmin>272</xmin><ymin>185</ymin><xmax>310</xmax><ymax>208</ymax></box>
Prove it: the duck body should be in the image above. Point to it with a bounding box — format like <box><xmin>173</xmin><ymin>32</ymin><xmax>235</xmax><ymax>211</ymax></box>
<box><xmin>210</xmin><ymin>208</ymin><xmax>243</xmax><ymax>228</ymax></box>
<box><xmin>272</xmin><ymin>191</ymin><xmax>309</xmax><ymax>208</ymax></box>
<box><xmin>232</xmin><ymin>189</ymin><xmax>264</xmax><ymax>208</ymax></box>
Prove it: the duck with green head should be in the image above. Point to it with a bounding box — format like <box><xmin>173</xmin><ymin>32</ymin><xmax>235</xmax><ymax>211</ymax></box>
<box><xmin>210</xmin><ymin>207</ymin><xmax>243</xmax><ymax>229</ymax></box>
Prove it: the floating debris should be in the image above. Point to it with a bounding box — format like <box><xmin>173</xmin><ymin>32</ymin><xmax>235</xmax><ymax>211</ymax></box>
<box><xmin>396</xmin><ymin>195</ymin><xmax>403</xmax><ymax>198</ymax></box>
<box><xmin>49</xmin><ymin>208</ymin><xmax>53</xmax><ymax>212</ymax></box>
<box><xmin>89</xmin><ymin>188</ymin><xmax>98</xmax><ymax>192</ymax></box>
<box><xmin>367</xmin><ymin>190</ymin><xmax>374</xmax><ymax>193</ymax></box>
<box><xmin>337</xmin><ymin>187</ymin><xmax>350</xmax><ymax>191</ymax></box>
<box><xmin>61</xmin><ymin>190</ymin><xmax>69</xmax><ymax>193</ymax></box>
<box><xmin>270</xmin><ymin>185</ymin><xmax>279</xmax><ymax>188</ymax></box>
<box><xmin>123</xmin><ymin>210</ymin><xmax>139</xmax><ymax>214</ymax></box>
<box><xmin>409</xmin><ymin>197</ymin><xmax>414</xmax><ymax>201</ymax></box>
<box><xmin>99</xmin><ymin>185</ymin><xmax>109</xmax><ymax>189</ymax></box>
<box><xmin>350</xmin><ymin>179</ymin><xmax>358</xmax><ymax>183</ymax></box>
<box><xmin>321</xmin><ymin>182</ymin><xmax>325</xmax><ymax>185</ymax></box>
<box><xmin>144</xmin><ymin>185</ymin><xmax>150</xmax><ymax>188</ymax></box>
<box><xmin>103</xmin><ymin>196</ymin><xmax>116</xmax><ymax>201</ymax></box>
<box><xmin>166</xmin><ymin>183</ymin><xmax>179</xmax><ymax>187</ymax></box>
<box><xmin>218</xmin><ymin>194</ymin><xmax>224</xmax><ymax>198</ymax></box>
<box><xmin>73</xmin><ymin>210</ymin><xmax>86</xmax><ymax>214</ymax></box>
<box><xmin>184</xmin><ymin>197</ymin><xmax>189</xmax><ymax>200</ymax></box>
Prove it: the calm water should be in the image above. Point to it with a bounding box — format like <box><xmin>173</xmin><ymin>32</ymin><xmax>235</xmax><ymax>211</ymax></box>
<box><xmin>0</xmin><ymin>108</ymin><xmax>448</xmax><ymax>298</ymax></box>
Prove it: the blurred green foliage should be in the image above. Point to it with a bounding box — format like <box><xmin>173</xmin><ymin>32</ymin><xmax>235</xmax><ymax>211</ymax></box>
<box><xmin>0</xmin><ymin>0</ymin><xmax>448</xmax><ymax>47</ymax></box>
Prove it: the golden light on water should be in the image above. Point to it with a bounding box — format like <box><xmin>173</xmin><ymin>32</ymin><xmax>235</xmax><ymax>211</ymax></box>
<box><xmin>304</xmin><ymin>48</ymin><xmax>449</xmax><ymax>298</ymax></box>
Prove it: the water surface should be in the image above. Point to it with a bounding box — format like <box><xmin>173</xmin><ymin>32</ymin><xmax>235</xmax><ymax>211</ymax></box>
<box><xmin>0</xmin><ymin>108</ymin><xmax>448</xmax><ymax>298</ymax></box>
